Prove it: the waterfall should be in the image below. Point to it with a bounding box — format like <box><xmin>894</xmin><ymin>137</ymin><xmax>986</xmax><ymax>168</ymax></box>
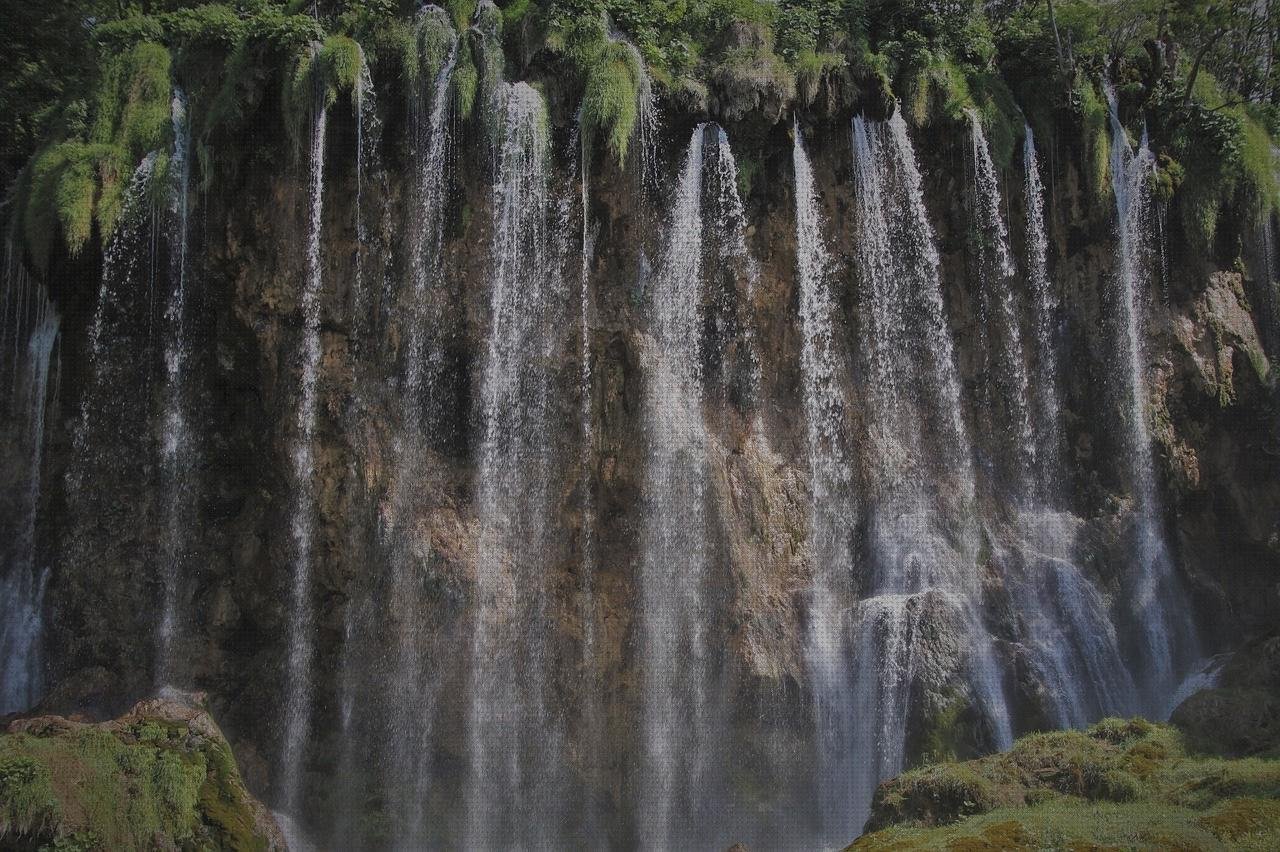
<box><xmin>156</xmin><ymin>88</ymin><xmax>196</xmax><ymax>684</ymax></box>
<box><xmin>1103</xmin><ymin>83</ymin><xmax>1197</xmax><ymax>713</ymax></box>
<box><xmin>634</xmin><ymin>121</ymin><xmax>758</xmax><ymax>847</ymax></box>
<box><xmin>464</xmin><ymin>81</ymin><xmax>570</xmax><ymax>847</ymax></box>
<box><xmin>792</xmin><ymin>123</ymin><xmax>857</xmax><ymax>839</ymax></box>
<box><xmin>396</xmin><ymin>4</ymin><xmax>458</xmax><ymax>442</ymax></box>
<box><xmin>371</xmin><ymin>12</ymin><xmax>458</xmax><ymax>844</ymax></box>
<box><xmin>351</xmin><ymin>48</ymin><xmax>384</xmax><ymax>336</ymax></box>
<box><xmin>968</xmin><ymin>113</ymin><xmax>1036</xmax><ymax>494</ymax></box>
<box><xmin>1002</xmin><ymin>127</ymin><xmax>1138</xmax><ymax>729</ymax></box>
<box><xmin>280</xmin><ymin>100</ymin><xmax>327</xmax><ymax>813</ymax></box>
<box><xmin>70</xmin><ymin>154</ymin><xmax>159</xmax><ymax>488</ymax></box>
<box><xmin>851</xmin><ymin>114</ymin><xmax>972</xmax><ymax>496</ymax></box>
<box><xmin>0</xmin><ymin>258</ymin><xmax>58</xmax><ymax>714</ymax></box>
<box><xmin>638</xmin><ymin>124</ymin><xmax>714</xmax><ymax>848</ymax></box>
<box><xmin>1022</xmin><ymin>125</ymin><xmax>1065</xmax><ymax>488</ymax></box>
<box><xmin>845</xmin><ymin>113</ymin><xmax>1011</xmax><ymax>834</ymax></box>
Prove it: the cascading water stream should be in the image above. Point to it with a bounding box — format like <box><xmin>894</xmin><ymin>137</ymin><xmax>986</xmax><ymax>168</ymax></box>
<box><xmin>1103</xmin><ymin>83</ymin><xmax>1197</xmax><ymax>713</ymax></box>
<box><xmin>636</xmin><ymin>121</ymin><xmax>760</xmax><ymax>848</ymax></box>
<box><xmin>968</xmin><ymin>113</ymin><xmax>1036</xmax><ymax>494</ymax></box>
<box><xmin>1002</xmin><ymin>127</ymin><xmax>1137</xmax><ymax>729</ymax></box>
<box><xmin>706</xmin><ymin>125</ymin><xmax>760</xmax><ymax>406</ymax></box>
<box><xmin>70</xmin><ymin>154</ymin><xmax>159</xmax><ymax>488</ymax></box>
<box><xmin>350</xmin><ymin>47</ymin><xmax>384</xmax><ymax>335</ymax></box>
<box><xmin>638</xmin><ymin>125</ymin><xmax>714</xmax><ymax>849</ymax></box>
<box><xmin>844</xmin><ymin>113</ymin><xmax>1011</xmax><ymax>835</ymax></box>
<box><xmin>369</xmin><ymin>13</ymin><xmax>458</xmax><ymax>844</ymax></box>
<box><xmin>464</xmin><ymin>81</ymin><xmax>570</xmax><ymax>848</ymax></box>
<box><xmin>280</xmin><ymin>98</ymin><xmax>327</xmax><ymax>815</ymax></box>
<box><xmin>792</xmin><ymin>123</ymin><xmax>857</xmax><ymax>839</ymax></box>
<box><xmin>1022</xmin><ymin>125</ymin><xmax>1065</xmax><ymax>488</ymax></box>
<box><xmin>156</xmin><ymin>88</ymin><xmax>196</xmax><ymax>684</ymax></box>
<box><xmin>0</xmin><ymin>259</ymin><xmax>58</xmax><ymax>714</ymax></box>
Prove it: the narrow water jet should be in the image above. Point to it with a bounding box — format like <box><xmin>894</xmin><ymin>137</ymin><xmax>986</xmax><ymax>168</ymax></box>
<box><xmin>156</xmin><ymin>87</ymin><xmax>197</xmax><ymax>685</ymax></box>
<box><xmin>70</xmin><ymin>154</ymin><xmax>159</xmax><ymax>488</ymax></box>
<box><xmin>350</xmin><ymin>47</ymin><xmax>384</xmax><ymax>336</ymax></box>
<box><xmin>280</xmin><ymin>99</ymin><xmax>327</xmax><ymax>814</ymax></box>
<box><xmin>704</xmin><ymin>125</ymin><xmax>760</xmax><ymax>408</ymax></box>
<box><xmin>1022</xmin><ymin>125</ymin><xmax>1066</xmax><ymax>490</ymax></box>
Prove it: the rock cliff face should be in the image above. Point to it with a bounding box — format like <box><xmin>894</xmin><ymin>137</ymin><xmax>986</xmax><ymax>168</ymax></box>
<box><xmin>8</xmin><ymin>68</ymin><xmax>1279</xmax><ymax>847</ymax></box>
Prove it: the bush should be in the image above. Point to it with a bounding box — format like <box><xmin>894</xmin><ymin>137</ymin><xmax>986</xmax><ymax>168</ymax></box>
<box><xmin>581</xmin><ymin>40</ymin><xmax>645</xmax><ymax>166</ymax></box>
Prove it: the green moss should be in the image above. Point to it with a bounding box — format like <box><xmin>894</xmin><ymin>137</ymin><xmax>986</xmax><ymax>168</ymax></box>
<box><xmin>1196</xmin><ymin>797</ymin><xmax>1280</xmax><ymax>843</ymax></box>
<box><xmin>22</xmin><ymin>142</ymin><xmax>127</xmax><ymax>262</ymax></box>
<box><xmin>965</xmin><ymin>69</ymin><xmax>1022</xmax><ymax>168</ymax></box>
<box><xmin>0</xmin><ymin>716</ymin><xmax>269</xmax><ymax>851</ymax></box>
<box><xmin>913</xmin><ymin>694</ymin><xmax>971</xmax><ymax>767</ymax></box>
<box><xmin>581</xmin><ymin>41</ymin><xmax>644</xmax><ymax>168</ymax></box>
<box><xmin>282</xmin><ymin>36</ymin><xmax>366</xmax><ymax>153</ymax></box>
<box><xmin>417</xmin><ymin>7</ymin><xmax>458</xmax><ymax>85</ymax></box>
<box><xmin>1240</xmin><ymin>110</ymin><xmax>1280</xmax><ymax>219</ymax></box>
<box><xmin>457</xmin><ymin>27</ymin><xmax>505</xmax><ymax>138</ymax></box>
<box><xmin>901</xmin><ymin>52</ymin><xmax>972</xmax><ymax>128</ymax></box>
<box><xmin>322</xmin><ymin>35</ymin><xmax>365</xmax><ymax>94</ymax></box>
<box><xmin>377</xmin><ymin>18</ymin><xmax>420</xmax><ymax>85</ymax></box>
<box><xmin>856</xmin><ymin>718</ymin><xmax>1280</xmax><ymax>851</ymax></box>
<box><xmin>795</xmin><ymin>50</ymin><xmax>846</xmax><ymax>107</ymax></box>
<box><xmin>453</xmin><ymin>47</ymin><xmax>480</xmax><ymax>121</ymax></box>
<box><xmin>1077</xmin><ymin>77</ymin><xmax>1111</xmax><ymax>205</ymax></box>
<box><xmin>709</xmin><ymin>43</ymin><xmax>796</xmax><ymax>121</ymax></box>
<box><xmin>0</xmin><ymin>755</ymin><xmax>60</xmax><ymax>837</ymax></box>
<box><xmin>448</xmin><ymin>0</ymin><xmax>481</xmax><ymax>34</ymax></box>
<box><xmin>90</xmin><ymin>42</ymin><xmax>173</xmax><ymax>160</ymax></box>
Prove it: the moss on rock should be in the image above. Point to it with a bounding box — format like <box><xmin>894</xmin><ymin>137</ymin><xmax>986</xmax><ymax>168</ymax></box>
<box><xmin>853</xmin><ymin>717</ymin><xmax>1280</xmax><ymax>850</ymax></box>
<box><xmin>0</xmin><ymin>697</ymin><xmax>281</xmax><ymax>851</ymax></box>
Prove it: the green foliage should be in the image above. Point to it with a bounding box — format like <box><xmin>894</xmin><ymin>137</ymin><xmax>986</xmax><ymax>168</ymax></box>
<box><xmin>1077</xmin><ymin>76</ymin><xmax>1111</xmax><ymax>205</ymax></box>
<box><xmin>90</xmin><ymin>42</ymin><xmax>173</xmax><ymax>160</ymax></box>
<box><xmin>416</xmin><ymin>6</ymin><xmax>458</xmax><ymax>85</ymax></box>
<box><xmin>1163</xmin><ymin>73</ymin><xmax>1280</xmax><ymax>255</ymax></box>
<box><xmin>965</xmin><ymin>68</ymin><xmax>1022</xmax><ymax>168</ymax></box>
<box><xmin>449</xmin><ymin>0</ymin><xmax>482</xmax><ymax>33</ymax></box>
<box><xmin>709</xmin><ymin>41</ymin><xmax>796</xmax><ymax>122</ymax></box>
<box><xmin>900</xmin><ymin>51</ymin><xmax>971</xmax><ymax>128</ymax></box>
<box><xmin>580</xmin><ymin>39</ymin><xmax>644</xmax><ymax>167</ymax></box>
<box><xmin>794</xmin><ymin>49</ymin><xmax>846</xmax><ymax>107</ymax></box>
<box><xmin>282</xmin><ymin>35</ymin><xmax>366</xmax><ymax>152</ymax></box>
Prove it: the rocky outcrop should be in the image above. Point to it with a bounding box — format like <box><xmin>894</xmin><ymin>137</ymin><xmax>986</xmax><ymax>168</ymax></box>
<box><xmin>1172</xmin><ymin>633</ymin><xmax>1280</xmax><ymax>758</ymax></box>
<box><xmin>0</xmin><ymin>691</ymin><xmax>283</xmax><ymax>850</ymax></box>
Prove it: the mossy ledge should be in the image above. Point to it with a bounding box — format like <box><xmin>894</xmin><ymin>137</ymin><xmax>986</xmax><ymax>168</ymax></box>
<box><xmin>0</xmin><ymin>693</ymin><xmax>283</xmax><ymax>851</ymax></box>
<box><xmin>849</xmin><ymin>716</ymin><xmax>1280</xmax><ymax>850</ymax></box>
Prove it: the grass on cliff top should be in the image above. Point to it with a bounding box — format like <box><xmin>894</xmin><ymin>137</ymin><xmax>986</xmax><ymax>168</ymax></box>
<box><xmin>850</xmin><ymin>718</ymin><xmax>1280</xmax><ymax>851</ymax></box>
<box><xmin>0</xmin><ymin>718</ymin><xmax>269</xmax><ymax>851</ymax></box>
